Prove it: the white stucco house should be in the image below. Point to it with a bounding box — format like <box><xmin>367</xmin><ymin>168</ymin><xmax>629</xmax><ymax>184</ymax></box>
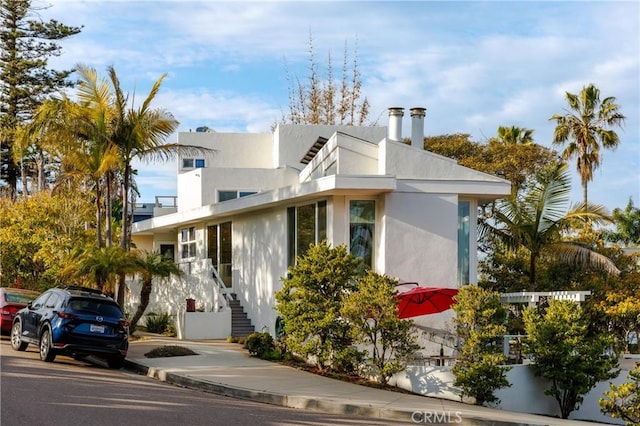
<box><xmin>127</xmin><ymin>107</ymin><xmax>511</xmax><ymax>344</ymax></box>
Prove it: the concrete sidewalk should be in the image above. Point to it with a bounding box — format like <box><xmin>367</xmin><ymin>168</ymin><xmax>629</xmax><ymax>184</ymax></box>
<box><xmin>124</xmin><ymin>334</ymin><xmax>605</xmax><ymax>426</ymax></box>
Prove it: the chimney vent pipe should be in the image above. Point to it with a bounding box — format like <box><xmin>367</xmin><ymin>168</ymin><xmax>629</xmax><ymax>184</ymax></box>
<box><xmin>410</xmin><ymin>107</ymin><xmax>426</xmax><ymax>149</ymax></box>
<box><xmin>387</xmin><ymin>107</ymin><xmax>404</xmax><ymax>142</ymax></box>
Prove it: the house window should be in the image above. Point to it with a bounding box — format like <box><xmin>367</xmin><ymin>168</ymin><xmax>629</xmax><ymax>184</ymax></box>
<box><xmin>207</xmin><ymin>222</ymin><xmax>232</xmax><ymax>287</ymax></box>
<box><xmin>458</xmin><ymin>201</ymin><xmax>470</xmax><ymax>286</ymax></box>
<box><xmin>182</xmin><ymin>158</ymin><xmax>205</xmax><ymax>169</ymax></box>
<box><xmin>180</xmin><ymin>227</ymin><xmax>197</xmax><ymax>259</ymax></box>
<box><xmin>350</xmin><ymin>200</ymin><xmax>375</xmax><ymax>268</ymax></box>
<box><xmin>287</xmin><ymin>201</ymin><xmax>327</xmax><ymax>266</ymax></box>
<box><xmin>160</xmin><ymin>244</ymin><xmax>175</xmax><ymax>261</ymax></box>
<box><xmin>218</xmin><ymin>190</ymin><xmax>257</xmax><ymax>202</ymax></box>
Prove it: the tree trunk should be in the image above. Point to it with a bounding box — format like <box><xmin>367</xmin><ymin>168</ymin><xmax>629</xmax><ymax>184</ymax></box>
<box><xmin>528</xmin><ymin>253</ymin><xmax>537</xmax><ymax>291</ymax></box>
<box><xmin>117</xmin><ymin>164</ymin><xmax>131</xmax><ymax>306</ymax></box>
<box><xmin>20</xmin><ymin>158</ymin><xmax>28</xmax><ymax>197</ymax></box>
<box><xmin>583</xmin><ymin>182</ymin><xmax>588</xmax><ymax>207</ymax></box>
<box><xmin>129</xmin><ymin>278</ymin><xmax>152</xmax><ymax>334</ymax></box>
<box><xmin>105</xmin><ymin>172</ymin><xmax>112</xmax><ymax>247</ymax></box>
<box><xmin>37</xmin><ymin>148</ymin><xmax>45</xmax><ymax>192</ymax></box>
<box><xmin>95</xmin><ymin>185</ymin><xmax>103</xmax><ymax>248</ymax></box>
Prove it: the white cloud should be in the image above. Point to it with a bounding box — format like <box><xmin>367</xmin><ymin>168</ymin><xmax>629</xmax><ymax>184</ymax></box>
<box><xmin>37</xmin><ymin>1</ymin><xmax>640</xmax><ymax>210</ymax></box>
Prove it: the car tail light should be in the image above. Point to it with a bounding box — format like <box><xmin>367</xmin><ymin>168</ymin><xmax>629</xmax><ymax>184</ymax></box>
<box><xmin>118</xmin><ymin>319</ymin><xmax>130</xmax><ymax>328</ymax></box>
<box><xmin>1</xmin><ymin>306</ymin><xmax>20</xmax><ymax>316</ymax></box>
<box><xmin>57</xmin><ymin>311</ymin><xmax>78</xmax><ymax>319</ymax></box>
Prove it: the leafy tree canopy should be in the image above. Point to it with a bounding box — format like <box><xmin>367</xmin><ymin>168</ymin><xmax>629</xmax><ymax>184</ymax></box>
<box><xmin>0</xmin><ymin>188</ymin><xmax>94</xmax><ymax>289</ymax></box>
<box><xmin>523</xmin><ymin>300</ymin><xmax>619</xmax><ymax>419</ymax></box>
<box><xmin>275</xmin><ymin>241</ymin><xmax>364</xmax><ymax>372</ymax></box>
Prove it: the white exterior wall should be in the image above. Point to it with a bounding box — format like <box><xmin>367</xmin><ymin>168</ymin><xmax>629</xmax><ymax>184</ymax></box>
<box><xmin>381</xmin><ymin>191</ymin><xmax>458</xmax><ymax>286</ymax></box>
<box><xmin>178</xmin><ymin>132</ymin><xmax>272</xmax><ymax>169</ymax></box>
<box><xmin>177</xmin><ymin>169</ymin><xmax>203</xmax><ymax>211</ymax></box>
<box><xmin>391</xmin><ymin>362</ymin><xmax>633</xmax><ymax>424</ymax></box>
<box><xmin>232</xmin><ymin>207</ymin><xmax>289</xmax><ymax>335</ymax></box>
<box><xmin>273</xmin><ymin>124</ymin><xmax>387</xmax><ymax>168</ymax></box>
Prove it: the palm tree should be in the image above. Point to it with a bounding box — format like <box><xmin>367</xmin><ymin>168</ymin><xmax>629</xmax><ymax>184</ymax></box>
<box><xmin>62</xmin><ymin>245</ymin><xmax>140</xmax><ymax>295</ymax></box>
<box><xmin>550</xmin><ymin>83</ymin><xmax>625</xmax><ymax>205</ymax></box>
<box><xmin>75</xmin><ymin>65</ymin><xmax>211</xmax><ymax>306</ymax></box>
<box><xmin>496</xmin><ymin>125</ymin><xmax>534</xmax><ymax>145</ymax></box>
<box><xmin>129</xmin><ymin>251</ymin><xmax>183</xmax><ymax>334</ymax></box>
<box><xmin>28</xmin><ymin>62</ymin><xmax>126</xmax><ymax>247</ymax></box>
<box><xmin>480</xmin><ymin>163</ymin><xmax>620</xmax><ymax>290</ymax></box>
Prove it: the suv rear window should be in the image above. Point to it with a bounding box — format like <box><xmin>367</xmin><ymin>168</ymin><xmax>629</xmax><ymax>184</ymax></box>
<box><xmin>68</xmin><ymin>298</ymin><xmax>124</xmax><ymax>318</ymax></box>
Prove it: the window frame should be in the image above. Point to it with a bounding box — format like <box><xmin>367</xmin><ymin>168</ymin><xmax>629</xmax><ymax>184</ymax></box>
<box><xmin>287</xmin><ymin>200</ymin><xmax>327</xmax><ymax>267</ymax></box>
<box><xmin>180</xmin><ymin>226</ymin><xmax>197</xmax><ymax>259</ymax></box>
<box><xmin>348</xmin><ymin>199</ymin><xmax>376</xmax><ymax>269</ymax></box>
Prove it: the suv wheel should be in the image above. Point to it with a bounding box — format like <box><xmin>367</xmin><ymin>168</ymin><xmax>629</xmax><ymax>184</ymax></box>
<box><xmin>39</xmin><ymin>327</ymin><xmax>56</xmax><ymax>362</ymax></box>
<box><xmin>10</xmin><ymin>322</ymin><xmax>28</xmax><ymax>351</ymax></box>
<box><xmin>107</xmin><ymin>355</ymin><xmax>125</xmax><ymax>369</ymax></box>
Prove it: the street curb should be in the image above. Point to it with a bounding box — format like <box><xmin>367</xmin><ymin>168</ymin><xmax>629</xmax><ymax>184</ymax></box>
<box><xmin>124</xmin><ymin>360</ymin><xmax>541</xmax><ymax>426</ymax></box>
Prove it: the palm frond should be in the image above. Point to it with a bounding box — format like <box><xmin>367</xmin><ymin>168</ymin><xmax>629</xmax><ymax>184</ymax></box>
<box><xmin>550</xmin><ymin>242</ymin><xmax>620</xmax><ymax>275</ymax></box>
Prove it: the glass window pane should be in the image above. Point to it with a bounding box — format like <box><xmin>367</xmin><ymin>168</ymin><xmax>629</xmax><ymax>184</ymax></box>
<box><xmin>160</xmin><ymin>244</ymin><xmax>175</xmax><ymax>261</ymax></box>
<box><xmin>317</xmin><ymin>200</ymin><xmax>327</xmax><ymax>241</ymax></box>
<box><xmin>239</xmin><ymin>191</ymin><xmax>257</xmax><ymax>198</ymax></box>
<box><xmin>182</xmin><ymin>158</ymin><xmax>194</xmax><ymax>168</ymax></box>
<box><xmin>219</xmin><ymin>191</ymin><xmax>237</xmax><ymax>202</ymax></box>
<box><xmin>457</xmin><ymin>201</ymin><xmax>470</xmax><ymax>286</ymax></box>
<box><xmin>220</xmin><ymin>222</ymin><xmax>232</xmax><ymax>265</ymax></box>
<box><xmin>287</xmin><ymin>207</ymin><xmax>296</xmax><ymax>267</ymax></box>
<box><xmin>350</xmin><ymin>200</ymin><xmax>375</xmax><ymax>268</ymax></box>
<box><xmin>207</xmin><ymin>225</ymin><xmax>218</xmax><ymax>268</ymax></box>
<box><xmin>195</xmin><ymin>159</ymin><xmax>205</xmax><ymax>168</ymax></box>
<box><xmin>219</xmin><ymin>222</ymin><xmax>232</xmax><ymax>287</ymax></box>
<box><xmin>296</xmin><ymin>204</ymin><xmax>316</xmax><ymax>258</ymax></box>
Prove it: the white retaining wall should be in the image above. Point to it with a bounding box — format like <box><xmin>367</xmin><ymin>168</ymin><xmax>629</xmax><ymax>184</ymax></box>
<box><xmin>391</xmin><ymin>361</ymin><xmax>636</xmax><ymax>424</ymax></box>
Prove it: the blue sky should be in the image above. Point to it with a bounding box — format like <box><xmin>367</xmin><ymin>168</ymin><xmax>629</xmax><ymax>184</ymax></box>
<box><xmin>42</xmin><ymin>1</ymin><xmax>639</xmax><ymax>211</ymax></box>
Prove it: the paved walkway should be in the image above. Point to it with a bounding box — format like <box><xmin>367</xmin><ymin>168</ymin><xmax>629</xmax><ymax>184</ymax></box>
<box><xmin>124</xmin><ymin>333</ymin><xmax>606</xmax><ymax>426</ymax></box>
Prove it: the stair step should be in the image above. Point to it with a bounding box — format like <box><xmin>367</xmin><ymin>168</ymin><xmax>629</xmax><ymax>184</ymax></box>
<box><xmin>228</xmin><ymin>295</ymin><xmax>255</xmax><ymax>338</ymax></box>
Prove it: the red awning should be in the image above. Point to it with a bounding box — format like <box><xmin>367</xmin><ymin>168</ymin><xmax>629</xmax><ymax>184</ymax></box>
<box><xmin>395</xmin><ymin>287</ymin><xmax>458</xmax><ymax>319</ymax></box>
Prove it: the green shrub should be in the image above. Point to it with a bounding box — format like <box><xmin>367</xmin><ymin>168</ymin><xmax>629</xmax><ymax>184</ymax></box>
<box><xmin>333</xmin><ymin>346</ymin><xmax>365</xmax><ymax>375</ymax></box>
<box><xmin>145</xmin><ymin>312</ymin><xmax>172</xmax><ymax>334</ymax></box>
<box><xmin>244</xmin><ymin>332</ymin><xmax>275</xmax><ymax>357</ymax></box>
<box><xmin>226</xmin><ymin>336</ymin><xmax>239</xmax><ymax>343</ymax></box>
<box><xmin>260</xmin><ymin>349</ymin><xmax>283</xmax><ymax>361</ymax></box>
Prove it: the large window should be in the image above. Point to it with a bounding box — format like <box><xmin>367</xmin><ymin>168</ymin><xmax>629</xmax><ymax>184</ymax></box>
<box><xmin>457</xmin><ymin>201</ymin><xmax>470</xmax><ymax>286</ymax></box>
<box><xmin>350</xmin><ymin>200</ymin><xmax>375</xmax><ymax>268</ymax></box>
<box><xmin>218</xmin><ymin>190</ymin><xmax>258</xmax><ymax>202</ymax></box>
<box><xmin>207</xmin><ymin>222</ymin><xmax>232</xmax><ymax>287</ymax></box>
<box><xmin>180</xmin><ymin>227</ymin><xmax>196</xmax><ymax>259</ymax></box>
<box><xmin>287</xmin><ymin>201</ymin><xmax>327</xmax><ymax>266</ymax></box>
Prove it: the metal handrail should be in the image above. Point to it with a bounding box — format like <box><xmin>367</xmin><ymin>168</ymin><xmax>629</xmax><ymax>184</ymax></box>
<box><xmin>211</xmin><ymin>265</ymin><xmax>230</xmax><ymax>310</ymax></box>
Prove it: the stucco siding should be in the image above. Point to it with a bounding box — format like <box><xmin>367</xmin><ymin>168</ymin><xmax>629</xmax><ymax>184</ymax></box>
<box><xmin>233</xmin><ymin>207</ymin><xmax>289</xmax><ymax>335</ymax></box>
<box><xmin>381</xmin><ymin>191</ymin><xmax>458</xmax><ymax>287</ymax></box>
<box><xmin>178</xmin><ymin>132</ymin><xmax>272</xmax><ymax>169</ymax></box>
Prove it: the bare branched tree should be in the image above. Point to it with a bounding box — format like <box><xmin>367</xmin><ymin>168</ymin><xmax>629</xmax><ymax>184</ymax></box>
<box><xmin>278</xmin><ymin>33</ymin><xmax>370</xmax><ymax>127</ymax></box>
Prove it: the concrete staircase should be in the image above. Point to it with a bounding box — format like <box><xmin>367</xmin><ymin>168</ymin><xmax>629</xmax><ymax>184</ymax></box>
<box><xmin>228</xmin><ymin>295</ymin><xmax>255</xmax><ymax>337</ymax></box>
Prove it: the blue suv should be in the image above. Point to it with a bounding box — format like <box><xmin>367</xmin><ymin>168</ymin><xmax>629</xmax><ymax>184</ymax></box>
<box><xmin>10</xmin><ymin>286</ymin><xmax>129</xmax><ymax>368</ymax></box>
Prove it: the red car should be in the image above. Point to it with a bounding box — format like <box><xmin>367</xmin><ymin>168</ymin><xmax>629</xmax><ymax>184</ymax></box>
<box><xmin>0</xmin><ymin>287</ymin><xmax>40</xmax><ymax>335</ymax></box>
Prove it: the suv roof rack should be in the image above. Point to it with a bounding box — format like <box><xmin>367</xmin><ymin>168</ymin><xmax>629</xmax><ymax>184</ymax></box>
<box><xmin>59</xmin><ymin>286</ymin><xmax>106</xmax><ymax>296</ymax></box>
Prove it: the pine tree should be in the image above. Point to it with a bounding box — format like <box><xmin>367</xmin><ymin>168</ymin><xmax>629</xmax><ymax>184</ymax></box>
<box><xmin>0</xmin><ymin>0</ymin><xmax>81</xmax><ymax>198</ymax></box>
